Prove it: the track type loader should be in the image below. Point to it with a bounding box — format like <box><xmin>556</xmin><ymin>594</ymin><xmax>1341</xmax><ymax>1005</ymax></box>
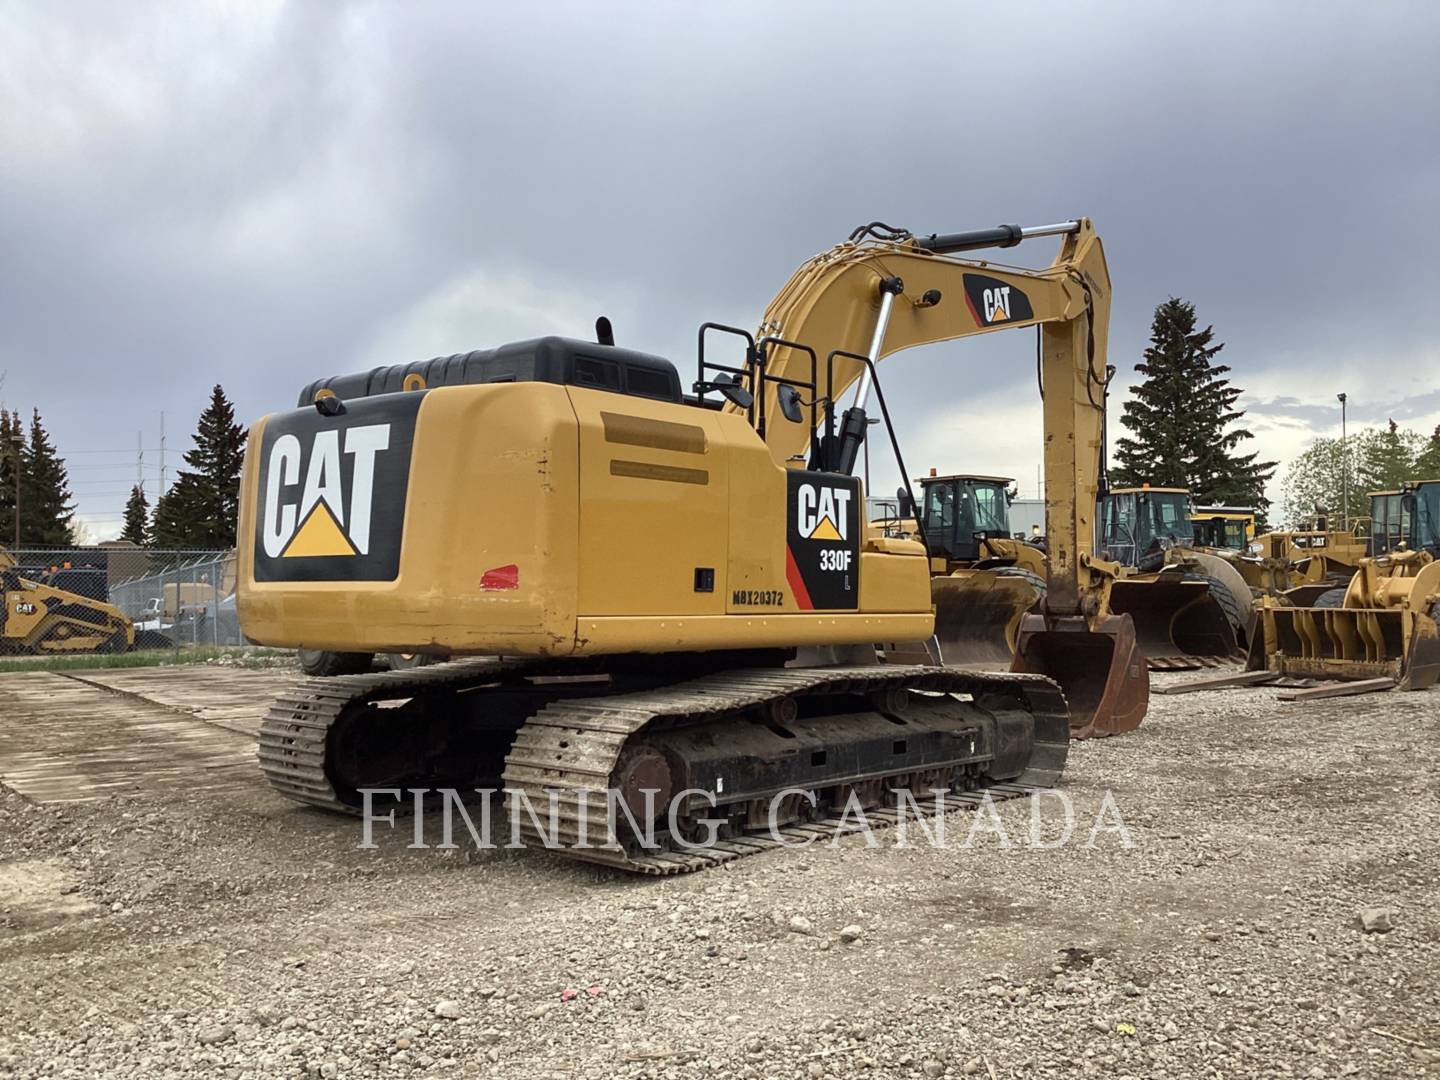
<box><xmin>237</xmin><ymin>217</ymin><xmax>1148</xmax><ymax>873</ymax></box>
<box><xmin>0</xmin><ymin>548</ymin><xmax>134</xmax><ymax>655</ymax></box>
<box><xmin>1250</xmin><ymin>480</ymin><xmax>1440</xmax><ymax>688</ymax></box>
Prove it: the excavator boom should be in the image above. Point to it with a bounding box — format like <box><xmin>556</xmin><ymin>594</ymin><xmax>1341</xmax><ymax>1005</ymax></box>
<box><xmin>743</xmin><ymin>220</ymin><xmax>1146</xmax><ymax>735</ymax></box>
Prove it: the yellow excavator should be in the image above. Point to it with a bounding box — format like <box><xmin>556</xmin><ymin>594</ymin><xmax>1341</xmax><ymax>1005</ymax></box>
<box><xmin>236</xmin><ymin>217</ymin><xmax>1149</xmax><ymax>874</ymax></box>
<box><xmin>1</xmin><ymin>547</ymin><xmax>135</xmax><ymax>654</ymax></box>
<box><xmin>1249</xmin><ymin>480</ymin><xmax>1440</xmax><ymax>688</ymax></box>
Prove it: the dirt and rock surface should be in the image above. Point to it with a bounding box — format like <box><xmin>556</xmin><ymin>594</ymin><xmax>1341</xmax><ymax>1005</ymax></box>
<box><xmin>1</xmin><ymin>663</ymin><xmax>1437</xmax><ymax>1079</ymax></box>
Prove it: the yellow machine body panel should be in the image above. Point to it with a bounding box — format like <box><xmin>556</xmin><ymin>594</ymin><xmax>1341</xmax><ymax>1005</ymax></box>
<box><xmin>236</xmin><ymin>383</ymin><xmax>934</xmax><ymax>655</ymax></box>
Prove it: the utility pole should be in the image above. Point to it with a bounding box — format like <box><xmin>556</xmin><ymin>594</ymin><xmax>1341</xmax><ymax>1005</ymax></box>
<box><xmin>159</xmin><ymin>411</ymin><xmax>167</xmax><ymax>498</ymax></box>
<box><xmin>1337</xmin><ymin>393</ymin><xmax>1348</xmax><ymax>530</ymax></box>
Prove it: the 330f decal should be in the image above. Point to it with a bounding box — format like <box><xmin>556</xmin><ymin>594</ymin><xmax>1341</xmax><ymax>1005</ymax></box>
<box><xmin>786</xmin><ymin>473</ymin><xmax>861</xmax><ymax>610</ymax></box>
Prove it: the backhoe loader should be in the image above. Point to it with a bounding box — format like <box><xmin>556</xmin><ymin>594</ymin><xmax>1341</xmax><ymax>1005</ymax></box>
<box><xmin>1</xmin><ymin>547</ymin><xmax>135</xmax><ymax>654</ymax></box>
<box><xmin>1098</xmin><ymin>487</ymin><xmax>1252</xmax><ymax>665</ymax></box>
<box><xmin>1249</xmin><ymin>479</ymin><xmax>1440</xmax><ymax>687</ymax></box>
<box><xmin>237</xmin><ymin>216</ymin><xmax>1149</xmax><ymax>875</ymax></box>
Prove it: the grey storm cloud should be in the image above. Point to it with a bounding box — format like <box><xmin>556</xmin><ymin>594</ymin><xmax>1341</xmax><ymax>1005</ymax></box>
<box><xmin>1</xmin><ymin>1</ymin><xmax>1438</xmax><ymax>531</ymax></box>
<box><xmin>1247</xmin><ymin>389</ymin><xmax>1440</xmax><ymax>432</ymax></box>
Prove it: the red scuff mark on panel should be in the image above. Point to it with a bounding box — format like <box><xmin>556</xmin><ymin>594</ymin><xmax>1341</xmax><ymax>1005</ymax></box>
<box><xmin>480</xmin><ymin>564</ymin><xmax>520</xmax><ymax>590</ymax></box>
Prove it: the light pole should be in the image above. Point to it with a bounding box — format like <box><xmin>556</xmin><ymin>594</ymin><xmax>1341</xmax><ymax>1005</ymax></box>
<box><xmin>1337</xmin><ymin>393</ymin><xmax>1348</xmax><ymax>530</ymax></box>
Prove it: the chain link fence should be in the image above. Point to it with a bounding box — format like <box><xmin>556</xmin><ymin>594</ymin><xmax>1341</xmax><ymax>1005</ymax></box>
<box><xmin>1</xmin><ymin>546</ymin><xmax>246</xmax><ymax>655</ymax></box>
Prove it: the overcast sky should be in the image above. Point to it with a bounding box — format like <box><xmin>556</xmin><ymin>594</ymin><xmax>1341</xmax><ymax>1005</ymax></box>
<box><xmin>2</xmin><ymin>1</ymin><xmax>1437</xmax><ymax>539</ymax></box>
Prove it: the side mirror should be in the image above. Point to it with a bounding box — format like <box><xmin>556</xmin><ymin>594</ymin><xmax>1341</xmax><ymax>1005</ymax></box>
<box><xmin>776</xmin><ymin>384</ymin><xmax>804</xmax><ymax>424</ymax></box>
<box><xmin>715</xmin><ymin>373</ymin><xmax>754</xmax><ymax>410</ymax></box>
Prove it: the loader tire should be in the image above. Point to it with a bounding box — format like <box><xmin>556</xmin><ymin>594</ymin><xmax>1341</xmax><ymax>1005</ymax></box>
<box><xmin>298</xmin><ymin>649</ymin><xmax>375</xmax><ymax>677</ymax></box>
<box><xmin>1185</xmin><ymin>572</ymin><xmax>1247</xmax><ymax>637</ymax></box>
<box><xmin>1313</xmin><ymin>587</ymin><xmax>1348</xmax><ymax>609</ymax></box>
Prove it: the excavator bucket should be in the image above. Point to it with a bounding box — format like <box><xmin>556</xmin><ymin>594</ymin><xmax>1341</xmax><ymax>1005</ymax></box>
<box><xmin>927</xmin><ymin>571</ymin><xmax>1044</xmax><ymax>670</ymax></box>
<box><xmin>1107</xmin><ymin>576</ymin><xmax>1241</xmax><ymax>666</ymax></box>
<box><xmin>1253</xmin><ymin>603</ymin><xmax>1440</xmax><ymax>690</ymax></box>
<box><xmin>1012</xmin><ymin>613</ymin><xmax>1149</xmax><ymax>739</ymax></box>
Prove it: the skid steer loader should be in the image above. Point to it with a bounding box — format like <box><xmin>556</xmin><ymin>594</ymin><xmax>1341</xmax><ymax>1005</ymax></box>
<box><xmin>1099</xmin><ymin>487</ymin><xmax>1252</xmax><ymax>666</ymax></box>
<box><xmin>1249</xmin><ymin>480</ymin><xmax>1440</xmax><ymax>688</ymax></box>
<box><xmin>0</xmin><ymin>548</ymin><xmax>135</xmax><ymax>655</ymax></box>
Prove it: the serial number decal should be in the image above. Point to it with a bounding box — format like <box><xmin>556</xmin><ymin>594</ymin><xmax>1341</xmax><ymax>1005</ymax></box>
<box><xmin>732</xmin><ymin>589</ymin><xmax>784</xmax><ymax>607</ymax></box>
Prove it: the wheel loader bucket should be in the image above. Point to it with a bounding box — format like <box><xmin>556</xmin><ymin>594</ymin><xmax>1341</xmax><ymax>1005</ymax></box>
<box><xmin>927</xmin><ymin>572</ymin><xmax>1043</xmax><ymax>671</ymax></box>
<box><xmin>1012</xmin><ymin>613</ymin><xmax>1150</xmax><ymax>739</ymax></box>
<box><xmin>1255</xmin><ymin>604</ymin><xmax>1440</xmax><ymax>690</ymax></box>
<box><xmin>1108</xmin><ymin>577</ymin><xmax>1240</xmax><ymax>663</ymax></box>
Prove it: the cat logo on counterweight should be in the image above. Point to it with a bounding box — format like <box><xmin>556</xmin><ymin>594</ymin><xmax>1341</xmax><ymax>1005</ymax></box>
<box><xmin>252</xmin><ymin>393</ymin><xmax>423</xmax><ymax>583</ymax></box>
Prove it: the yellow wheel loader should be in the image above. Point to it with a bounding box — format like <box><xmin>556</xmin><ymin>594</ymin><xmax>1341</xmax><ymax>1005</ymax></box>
<box><xmin>1098</xmin><ymin>487</ymin><xmax>1252</xmax><ymax>666</ymax></box>
<box><xmin>237</xmin><ymin>217</ymin><xmax>1150</xmax><ymax>874</ymax></box>
<box><xmin>884</xmin><ymin>473</ymin><xmax>1047</xmax><ymax>670</ymax></box>
<box><xmin>1250</xmin><ymin>480</ymin><xmax>1440</xmax><ymax>688</ymax></box>
<box><xmin>1191</xmin><ymin>506</ymin><xmax>1255</xmax><ymax>551</ymax></box>
<box><xmin>0</xmin><ymin>548</ymin><xmax>135</xmax><ymax>655</ymax></box>
<box><xmin>1190</xmin><ymin>500</ymin><xmax>1366</xmax><ymax>608</ymax></box>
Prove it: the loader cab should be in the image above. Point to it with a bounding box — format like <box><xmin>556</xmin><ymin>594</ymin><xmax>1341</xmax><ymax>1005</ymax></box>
<box><xmin>1191</xmin><ymin>506</ymin><xmax>1255</xmax><ymax>551</ymax></box>
<box><xmin>1368</xmin><ymin>489</ymin><xmax>1408</xmax><ymax>556</ymax></box>
<box><xmin>916</xmin><ymin>474</ymin><xmax>1013</xmax><ymax>564</ymax></box>
<box><xmin>1375</xmin><ymin>481</ymin><xmax>1440</xmax><ymax>557</ymax></box>
<box><xmin>1100</xmin><ymin>487</ymin><xmax>1194</xmax><ymax>571</ymax></box>
<box><xmin>1409</xmin><ymin>480</ymin><xmax>1440</xmax><ymax>555</ymax></box>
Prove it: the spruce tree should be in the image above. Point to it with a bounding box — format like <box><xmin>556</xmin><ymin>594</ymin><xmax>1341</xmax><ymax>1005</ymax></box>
<box><xmin>19</xmin><ymin>409</ymin><xmax>75</xmax><ymax>546</ymax></box>
<box><xmin>150</xmin><ymin>386</ymin><xmax>247</xmax><ymax>549</ymax></box>
<box><xmin>0</xmin><ymin>410</ymin><xmax>19</xmax><ymax>543</ymax></box>
<box><xmin>1111</xmin><ymin>298</ymin><xmax>1276</xmax><ymax>514</ymax></box>
<box><xmin>1416</xmin><ymin>425</ymin><xmax>1440</xmax><ymax>479</ymax></box>
<box><xmin>121</xmin><ymin>485</ymin><xmax>150</xmax><ymax>546</ymax></box>
<box><xmin>1355</xmin><ymin>420</ymin><xmax>1420</xmax><ymax>496</ymax></box>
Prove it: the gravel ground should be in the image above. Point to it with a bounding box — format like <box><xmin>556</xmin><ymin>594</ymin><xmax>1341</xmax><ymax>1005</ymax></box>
<box><xmin>1</xmin><ymin>669</ymin><xmax>1437</xmax><ymax>1079</ymax></box>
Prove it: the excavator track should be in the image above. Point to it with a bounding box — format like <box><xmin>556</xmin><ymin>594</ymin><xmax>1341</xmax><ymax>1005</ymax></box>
<box><xmin>258</xmin><ymin>657</ymin><xmax>539</xmax><ymax>812</ymax></box>
<box><xmin>501</xmin><ymin>665</ymin><xmax>1068</xmax><ymax>875</ymax></box>
<box><xmin>261</xmin><ymin>661</ymin><xmax>1068</xmax><ymax>876</ymax></box>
